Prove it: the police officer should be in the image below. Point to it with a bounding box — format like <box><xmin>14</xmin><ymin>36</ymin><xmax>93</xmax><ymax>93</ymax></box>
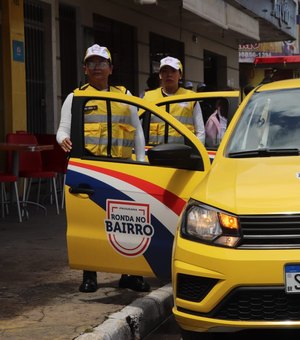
<box><xmin>56</xmin><ymin>44</ymin><xmax>150</xmax><ymax>293</ymax></box>
<box><xmin>144</xmin><ymin>56</ymin><xmax>205</xmax><ymax>145</ymax></box>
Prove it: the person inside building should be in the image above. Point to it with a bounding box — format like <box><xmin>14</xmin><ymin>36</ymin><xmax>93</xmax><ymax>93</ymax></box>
<box><xmin>146</xmin><ymin>72</ymin><xmax>161</xmax><ymax>91</ymax></box>
<box><xmin>184</xmin><ymin>80</ymin><xmax>194</xmax><ymax>90</ymax></box>
<box><xmin>56</xmin><ymin>44</ymin><xmax>150</xmax><ymax>293</ymax></box>
<box><xmin>139</xmin><ymin>72</ymin><xmax>161</xmax><ymax>97</ymax></box>
<box><xmin>143</xmin><ymin>56</ymin><xmax>205</xmax><ymax>145</ymax></box>
<box><xmin>196</xmin><ymin>81</ymin><xmax>213</xmax><ymax>123</ymax></box>
<box><xmin>196</xmin><ymin>81</ymin><xmax>207</xmax><ymax>92</ymax></box>
<box><xmin>205</xmin><ymin>98</ymin><xmax>229</xmax><ymax>148</ymax></box>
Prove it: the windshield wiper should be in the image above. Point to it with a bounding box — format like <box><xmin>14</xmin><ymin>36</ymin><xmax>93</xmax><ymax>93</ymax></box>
<box><xmin>228</xmin><ymin>148</ymin><xmax>300</xmax><ymax>158</ymax></box>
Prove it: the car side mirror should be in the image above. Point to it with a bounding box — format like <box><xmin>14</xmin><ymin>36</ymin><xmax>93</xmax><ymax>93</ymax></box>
<box><xmin>147</xmin><ymin>144</ymin><xmax>203</xmax><ymax>170</ymax></box>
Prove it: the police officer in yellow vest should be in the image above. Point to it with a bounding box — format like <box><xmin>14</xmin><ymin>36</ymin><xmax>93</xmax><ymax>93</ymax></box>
<box><xmin>56</xmin><ymin>44</ymin><xmax>150</xmax><ymax>293</ymax></box>
<box><xmin>144</xmin><ymin>56</ymin><xmax>205</xmax><ymax>145</ymax></box>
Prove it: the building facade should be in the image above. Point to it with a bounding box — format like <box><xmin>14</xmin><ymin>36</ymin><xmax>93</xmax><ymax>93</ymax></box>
<box><xmin>0</xmin><ymin>0</ymin><xmax>298</xmax><ymax>143</ymax></box>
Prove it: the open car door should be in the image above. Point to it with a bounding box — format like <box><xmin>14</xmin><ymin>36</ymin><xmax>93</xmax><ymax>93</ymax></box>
<box><xmin>66</xmin><ymin>91</ymin><xmax>211</xmax><ymax>280</ymax></box>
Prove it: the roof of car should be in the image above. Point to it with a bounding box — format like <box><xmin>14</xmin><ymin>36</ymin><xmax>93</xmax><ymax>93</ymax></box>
<box><xmin>256</xmin><ymin>78</ymin><xmax>300</xmax><ymax>92</ymax></box>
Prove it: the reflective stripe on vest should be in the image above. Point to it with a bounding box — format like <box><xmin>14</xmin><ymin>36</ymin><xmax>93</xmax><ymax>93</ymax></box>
<box><xmin>144</xmin><ymin>87</ymin><xmax>195</xmax><ymax>144</ymax></box>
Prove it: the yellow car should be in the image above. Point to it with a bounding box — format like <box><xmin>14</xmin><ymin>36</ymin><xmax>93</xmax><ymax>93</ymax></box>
<box><xmin>172</xmin><ymin>79</ymin><xmax>300</xmax><ymax>338</ymax></box>
<box><xmin>65</xmin><ymin>90</ymin><xmax>238</xmax><ymax>281</ymax></box>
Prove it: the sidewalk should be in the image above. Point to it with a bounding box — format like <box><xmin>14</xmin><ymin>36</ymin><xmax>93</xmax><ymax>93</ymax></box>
<box><xmin>0</xmin><ymin>203</ymin><xmax>173</xmax><ymax>340</ymax></box>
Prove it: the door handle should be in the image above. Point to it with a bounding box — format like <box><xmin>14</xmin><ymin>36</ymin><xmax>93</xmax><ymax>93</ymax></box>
<box><xmin>69</xmin><ymin>186</ymin><xmax>94</xmax><ymax>196</ymax></box>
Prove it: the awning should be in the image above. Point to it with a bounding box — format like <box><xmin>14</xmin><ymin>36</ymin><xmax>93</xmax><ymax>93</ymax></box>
<box><xmin>254</xmin><ymin>56</ymin><xmax>300</xmax><ymax>68</ymax></box>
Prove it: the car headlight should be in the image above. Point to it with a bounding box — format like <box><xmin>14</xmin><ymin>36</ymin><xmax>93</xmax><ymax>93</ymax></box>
<box><xmin>181</xmin><ymin>201</ymin><xmax>240</xmax><ymax>247</ymax></box>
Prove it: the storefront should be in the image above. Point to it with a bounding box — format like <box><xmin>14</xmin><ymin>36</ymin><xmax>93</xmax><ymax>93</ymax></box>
<box><xmin>0</xmin><ymin>0</ymin><xmax>298</xmax><ymax>143</ymax></box>
<box><xmin>254</xmin><ymin>55</ymin><xmax>300</xmax><ymax>81</ymax></box>
<box><xmin>240</xmin><ymin>46</ymin><xmax>300</xmax><ymax>98</ymax></box>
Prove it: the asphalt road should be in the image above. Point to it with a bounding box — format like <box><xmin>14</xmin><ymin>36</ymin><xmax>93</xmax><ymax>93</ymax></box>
<box><xmin>143</xmin><ymin>315</ymin><xmax>181</xmax><ymax>339</ymax></box>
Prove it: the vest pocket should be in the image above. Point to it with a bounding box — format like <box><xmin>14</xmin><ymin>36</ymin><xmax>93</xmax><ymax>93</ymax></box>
<box><xmin>112</xmin><ymin>123</ymin><xmax>135</xmax><ymax>158</ymax></box>
<box><xmin>84</xmin><ymin>123</ymin><xmax>102</xmax><ymax>155</ymax></box>
<box><xmin>149</xmin><ymin>122</ymin><xmax>160</xmax><ymax>144</ymax></box>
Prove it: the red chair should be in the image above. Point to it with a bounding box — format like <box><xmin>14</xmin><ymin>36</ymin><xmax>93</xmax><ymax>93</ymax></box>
<box><xmin>35</xmin><ymin>134</ymin><xmax>68</xmax><ymax>209</ymax></box>
<box><xmin>6</xmin><ymin>132</ymin><xmax>59</xmax><ymax>215</ymax></box>
<box><xmin>0</xmin><ymin>173</ymin><xmax>22</xmax><ymax>222</ymax></box>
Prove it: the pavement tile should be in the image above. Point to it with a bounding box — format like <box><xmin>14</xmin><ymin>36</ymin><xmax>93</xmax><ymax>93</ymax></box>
<box><xmin>0</xmin><ymin>204</ymin><xmax>169</xmax><ymax>340</ymax></box>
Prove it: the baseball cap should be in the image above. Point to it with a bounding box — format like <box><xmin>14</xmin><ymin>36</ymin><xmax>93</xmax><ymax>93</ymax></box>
<box><xmin>84</xmin><ymin>44</ymin><xmax>112</xmax><ymax>63</ymax></box>
<box><xmin>159</xmin><ymin>56</ymin><xmax>183</xmax><ymax>73</ymax></box>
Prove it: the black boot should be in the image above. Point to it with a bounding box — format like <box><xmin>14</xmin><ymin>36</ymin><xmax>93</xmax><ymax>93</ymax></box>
<box><xmin>79</xmin><ymin>270</ymin><xmax>98</xmax><ymax>293</ymax></box>
<box><xmin>119</xmin><ymin>274</ymin><xmax>150</xmax><ymax>292</ymax></box>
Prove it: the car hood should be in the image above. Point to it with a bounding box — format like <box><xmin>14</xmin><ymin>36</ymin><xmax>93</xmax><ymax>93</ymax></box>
<box><xmin>193</xmin><ymin>156</ymin><xmax>300</xmax><ymax>215</ymax></box>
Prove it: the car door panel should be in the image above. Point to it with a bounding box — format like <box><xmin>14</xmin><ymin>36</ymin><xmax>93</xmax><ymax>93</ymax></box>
<box><xmin>66</xmin><ymin>157</ymin><xmax>209</xmax><ymax>279</ymax></box>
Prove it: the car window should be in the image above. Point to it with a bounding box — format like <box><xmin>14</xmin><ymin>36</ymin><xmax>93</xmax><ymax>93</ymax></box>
<box><xmin>226</xmin><ymin>88</ymin><xmax>300</xmax><ymax>156</ymax></box>
<box><xmin>148</xmin><ymin>93</ymin><xmax>237</xmax><ymax>151</ymax></box>
<box><xmin>83</xmin><ymin>98</ymin><xmax>139</xmax><ymax>159</ymax></box>
<box><xmin>71</xmin><ymin>93</ymin><xmax>206</xmax><ymax>170</ymax></box>
<box><xmin>140</xmin><ymin>109</ymin><xmax>192</xmax><ymax>146</ymax></box>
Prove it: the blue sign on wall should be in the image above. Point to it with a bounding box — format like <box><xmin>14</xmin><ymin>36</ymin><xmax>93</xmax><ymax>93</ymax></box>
<box><xmin>13</xmin><ymin>40</ymin><xmax>25</xmax><ymax>62</ymax></box>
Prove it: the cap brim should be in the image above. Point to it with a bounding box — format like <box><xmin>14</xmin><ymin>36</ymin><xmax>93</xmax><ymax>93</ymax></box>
<box><xmin>159</xmin><ymin>64</ymin><xmax>179</xmax><ymax>71</ymax></box>
<box><xmin>84</xmin><ymin>54</ymin><xmax>111</xmax><ymax>62</ymax></box>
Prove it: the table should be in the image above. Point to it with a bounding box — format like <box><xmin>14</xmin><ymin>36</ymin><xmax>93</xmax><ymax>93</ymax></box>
<box><xmin>0</xmin><ymin>143</ymin><xmax>53</xmax><ymax>176</ymax></box>
<box><xmin>0</xmin><ymin>143</ymin><xmax>54</xmax><ymax>218</ymax></box>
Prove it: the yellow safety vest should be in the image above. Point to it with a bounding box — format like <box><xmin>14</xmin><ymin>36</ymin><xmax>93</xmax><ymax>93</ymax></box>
<box><xmin>144</xmin><ymin>87</ymin><xmax>195</xmax><ymax>144</ymax></box>
<box><xmin>74</xmin><ymin>85</ymin><xmax>135</xmax><ymax>158</ymax></box>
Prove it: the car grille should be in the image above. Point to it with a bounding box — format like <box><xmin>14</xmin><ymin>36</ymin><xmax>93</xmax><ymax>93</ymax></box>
<box><xmin>178</xmin><ymin>287</ymin><xmax>300</xmax><ymax>321</ymax></box>
<box><xmin>177</xmin><ymin>273</ymin><xmax>218</xmax><ymax>302</ymax></box>
<box><xmin>238</xmin><ymin>214</ymin><xmax>300</xmax><ymax>249</ymax></box>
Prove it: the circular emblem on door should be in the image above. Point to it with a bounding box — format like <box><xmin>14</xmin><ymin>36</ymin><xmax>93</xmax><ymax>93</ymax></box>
<box><xmin>105</xmin><ymin>199</ymin><xmax>154</xmax><ymax>257</ymax></box>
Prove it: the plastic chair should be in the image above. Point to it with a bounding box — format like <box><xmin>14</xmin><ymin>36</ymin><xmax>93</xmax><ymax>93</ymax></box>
<box><xmin>6</xmin><ymin>132</ymin><xmax>59</xmax><ymax>215</ymax></box>
<box><xmin>0</xmin><ymin>173</ymin><xmax>22</xmax><ymax>222</ymax></box>
<box><xmin>35</xmin><ymin>134</ymin><xmax>68</xmax><ymax>209</ymax></box>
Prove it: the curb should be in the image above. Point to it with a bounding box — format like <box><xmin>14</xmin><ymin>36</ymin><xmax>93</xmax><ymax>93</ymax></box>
<box><xmin>75</xmin><ymin>283</ymin><xmax>173</xmax><ymax>340</ymax></box>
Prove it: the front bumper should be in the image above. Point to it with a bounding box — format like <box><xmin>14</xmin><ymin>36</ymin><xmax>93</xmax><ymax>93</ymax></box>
<box><xmin>172</xmin><ymin>235</ymin><xmax>300</xmax><ymax>332</ymax></box>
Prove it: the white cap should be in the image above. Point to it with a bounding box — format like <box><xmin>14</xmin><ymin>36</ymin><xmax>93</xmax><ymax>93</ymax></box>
<box><xmin>84</xmin><ymin>44</ymin><xmax>112</xmax><ymax>63</ymax></box>
<box><xmin>159</xmin><ymin>56</ymin><xmax>183</xmax><ymax>73</ymax></box>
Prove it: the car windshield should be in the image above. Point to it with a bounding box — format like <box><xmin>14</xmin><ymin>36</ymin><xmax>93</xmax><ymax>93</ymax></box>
<box><xmin>226</xmin><ymin>88</ymin><xmax>300</xmax><ymax>157</ymax></box>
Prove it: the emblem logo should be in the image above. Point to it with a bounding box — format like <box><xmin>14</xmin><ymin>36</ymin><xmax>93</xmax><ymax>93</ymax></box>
<box><xmin>105</xmin><ymin>199</ymin><xmax>154</xmax><ymax>257</ymax></box>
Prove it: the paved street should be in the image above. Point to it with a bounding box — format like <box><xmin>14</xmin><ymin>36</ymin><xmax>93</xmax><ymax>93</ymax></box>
<box><xmin>0</xmin><ymin>202</ymin><xmax>166</xmax><ymax>339</ymax></box>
